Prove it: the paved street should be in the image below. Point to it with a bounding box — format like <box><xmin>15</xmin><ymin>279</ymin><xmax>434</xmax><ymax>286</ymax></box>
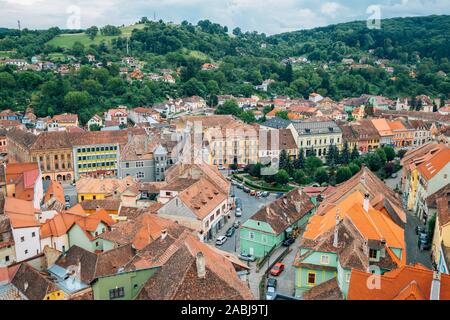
<box><xmin>209</xmin><ymin>182</ymin><xmax>277</xmax><ymax>253</ymax></box>
<box><xmin>384</xmin><ymin>170</ymin><xmax>432</xmax><ymax>268</ymax></box>
<box><xmin>63</xmin><ymin>183</ymin><xmax>78</xmax><ymax>208</ymax></box>
<box><xmin>405</xmin><ymin>210</ymin><xmax>432</xmax><ymax>268</ymax></box>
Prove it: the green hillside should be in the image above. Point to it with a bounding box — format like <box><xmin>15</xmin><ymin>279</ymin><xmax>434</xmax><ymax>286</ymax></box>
<box><xmin>47</xmin><ymin>24</ymin><xmax>145</xmax><ymax>48</ymax></box>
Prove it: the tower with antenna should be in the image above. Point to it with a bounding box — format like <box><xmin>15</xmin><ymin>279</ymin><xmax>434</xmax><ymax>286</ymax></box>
<box><xmin>17</xmin><ymin>20</ymin><xmax>21</xmax><ymax>31</ymax></box>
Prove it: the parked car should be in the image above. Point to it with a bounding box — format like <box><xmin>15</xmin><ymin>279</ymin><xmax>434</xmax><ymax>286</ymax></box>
<box><xmin>225</xmin><ymin>227</ymin><xmax>235</xmax><ymax>237</ymax></box>
<box><xmin>415</xmin><ymin>226</ymin><xmax>425</xmax><ymax>235</ymax></box>
<box><xmin>237</xmin><ymin>183</ymin><xmax>244</xmax><ymax>189</ymax></box>
<box><xmin>266</xmin><ymin>286</ymin><xmax>276</xmax><ymax>300</ymax></box>
<box><xmin>250</xmin><ymin>190</ymin><xmax>256</xmax><ymax>196</ymax></box>
<box><xmin>270</xmin><ymin>262</ymin><xmax>285</xmax><ymax>276</ymax></box>
<box><xmin>215</xmin><ymin>236</ymin><xmax>227</xmax><ymax>246</ymax></box>
<box><xmin>267</xmin><ymin>278</ymin><xmax>277</xmax><ymax>289</ymax></box>
<box><xmin>235</xmin><ymin>208</ymin><xmax>242</xmax><ymax>217</ymax></box>
<box><xmin>420</xmin><ymin>242</ymin><xmax>431</xmax><ymax>251</ymax></box>
<box><xmin>243</xmin><ymin>186</ymin><xmax>251</xmax><ymax>193</ymax></box>
<box><xmin>282</xmin><ymin>237</ymin><xmax>295</xmax><ymax>247</ymax></box>
<box><xmin>218</xmin><ymin>165</ymin><xmax>225</xmax><ymax>170</ymax></box>
<box><xmin>256</xmin><ymin>191</ymin><xmax>262</xmax><ymax>197</ymax></box>
<box><xmin>233</xmin><ymin>220</ymin><xmax>241</xmax><ymax>228</ymax></box>
<box><xmin>418</xmin><ymin>232</ymin><xmax>429</xmax><ymax>242</ymax></box>
<box><xmin>231</xmin><ymin>180</ymin><xmax>238</xmax><ymax>186</ymax></box>
<box><xmin>391</xmin><ymin>173</ymin><xmax>398</xmax><ymax>178</ymax></box>
<box><xmin>238</xmin><ymin>252</ymin><xmax>256</xmax><ymax>262</ymax></box>
<box><xmin>276</xmin><ymin>192</ymin><xmax>284</xmax><ymax>199</ymax></box>
<box><xmin>261</xmin><ymin>191</ymin><xmax>270</xmax><ymax>197</ymax></box>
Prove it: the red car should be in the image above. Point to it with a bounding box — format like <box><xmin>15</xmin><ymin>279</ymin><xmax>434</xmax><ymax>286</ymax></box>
<box><xmin>270</xmin><ymin>262</ymin><xmax>285</xmax><ymax>276</ymax></box>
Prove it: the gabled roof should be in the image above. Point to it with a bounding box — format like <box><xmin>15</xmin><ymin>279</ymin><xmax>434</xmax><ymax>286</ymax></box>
<box><xmin>348</xmin><ymin>264</ymin><xmax>450</xmax><ymax>300</ymax></box>
<box><xmin>55</xmin><ymin>244</ymin><xmax>135</xmax><ymax>283</ymax></box>
<box><xmin>130</xmin><ymin>231</ymin><xmax>253</xmax><ymax>300</ymax></box>
<box><xmin>11</xmin><ymin>263</ymin><xmax>59</xmax><ymax>300</ymax></box>
<box><xmin>4</xmin><ymin>197</ymin><xmax>39</xmax><ymax>228</ymax></box>
<box><xmin>417</xmin><ymin>147</ymin><xmax>450</xmax><ymax>181</ymax></box>
<box><xmin>99</xmin><ymin>213</ymin><xmax>182</xmax><ymax>250</ymax></box>
<box><xmin>249</xmin><ymin>188</ymin><xmax>314</xmax><ymax>235</ymax></box>
<box><xmin>317</xmin><ymin>166</ymin><xmax>406</xmax><ymax>225</ymax></box>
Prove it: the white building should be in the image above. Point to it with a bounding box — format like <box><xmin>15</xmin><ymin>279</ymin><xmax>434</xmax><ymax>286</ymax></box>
<box><xmin>4</xmin><ymin>197</ymin><xmax>41</xmax><ymax>262</ymax></box>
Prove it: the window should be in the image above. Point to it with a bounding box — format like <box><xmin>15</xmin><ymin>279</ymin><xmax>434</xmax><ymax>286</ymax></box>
<box><xmin>125</xmin><ymin>162</ymin><xmax>130</xmax><ymax>168</ymax></box>
<box><xmin>307</xmin><ymin>272</ymin><xmax>316</xmax><ymax>285</ymax></box>
<box><xmin>320</xmin><ymin>255</ymin><xmax>329</xmax><ymax>264</ymax></box>
<box><xmin>5</xmin><ymin>255</ymin><xmax>9</xmax><ymax>262</ymax></box>
<box><xmin>136</xmin><ymin>172</ymin><xmax>145</xmax><ymax>179</ymax></box>
<box><xmin>109</xmin><ymin>287</ymin><xmax>125</xmax><ymax>300</ymax></box>
<box><xmin>369</xmin><ymin>249</ymin><xmax>377</xmax><ymax>259</ymax></box>
<box><xmin>136</xmin><ymin>161</ymin><xmax>144</xmax><ymax>168</ymax></box>
<box><xmin>20</xmin><ymin>236</ymin><xmax>25</xmax><ymax>242</ymax></box>
<box><xmin>24</xmin><ymin>249</ymin><xmax>28</xmax><ymax>255</ymax></box>
<box><xmin>249</xmin><ymin>232</ymin><xmax>255</xmax><ymax>240</ymax></box>
<box><xmin>81</xmin><ymin>196</ymin><xmax>85</xmax><ymax>201</ymax></box>
<box><xmin>93</xmin><ymin>195</ymin><xmax>96</xmax><ymax>200</ymax></box>
<box><xmin>32</xmin><ymin>232</ymin><xmax>36</xmax><ymax>238</ymax></box>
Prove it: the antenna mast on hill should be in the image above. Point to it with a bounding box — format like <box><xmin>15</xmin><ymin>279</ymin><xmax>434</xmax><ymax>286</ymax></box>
<box><xmin>126</xmin><ymin>37</ymin><xmax>129</xmax><ymax>55</ymax></box>
<box><xmin>17</xmin><ymin>20</ymin><xmax>21</xmax><ymax>31</ymax></box>
<box><xmin>153</xmin><ymin>12</ymin><xmax>156</xmax><ymax>21</ymax></box>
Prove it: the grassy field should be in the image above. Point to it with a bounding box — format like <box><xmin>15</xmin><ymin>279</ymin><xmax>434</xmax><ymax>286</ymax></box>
<box><xmin>47</xmin><ymin>24</ymin><xmax>145</xmax><ymax>48</ymax></box>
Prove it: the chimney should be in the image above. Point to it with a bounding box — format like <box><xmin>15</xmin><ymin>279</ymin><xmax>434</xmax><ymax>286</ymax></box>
<box><xmin>196</xmin><ymin>251</ymin><xmax>206</xmax><ymax>279</ymax></box>
<box><xmin>363</xmin><ymin>193</ymin><xmax>370</xmax><ymax>213</ymax></box>
<box><xmin>430</xmin><ymin>271</ymin><xmax>441</xmax><ymax>300</ymax></box>
<box><xmin>333</xmin><ymin>209</ymin><xmax>340</xmax><ymax>248</ymax></box>
<box><xmin>160</xmin><ymin>228</ymin><xmax>168</xmax><ymax>240</ymax></box>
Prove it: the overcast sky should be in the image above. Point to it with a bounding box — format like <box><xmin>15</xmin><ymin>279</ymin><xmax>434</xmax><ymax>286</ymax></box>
<box><xmin>1</xmin><ymin>0</ymin><xmax>449</xmax><ymax>34</ymax></box>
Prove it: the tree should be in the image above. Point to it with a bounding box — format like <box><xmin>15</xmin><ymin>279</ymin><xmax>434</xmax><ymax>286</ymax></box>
<box><xmin>279</xmin><ymin>150</ymin><xmax>290</xmax><ymax>172</ymax></box>
<box><xmin>383</xmin><ymin>145</ymin><xmax>396</xmax><ymax>162</ymax></box>
<box><xmin>0</xmin><ymin>72</ymin><xmax>15</xmax><ymax>89</ymax></box>
<box><xmin>275</xmin><ymin>169</ymin><xmax>289</xmax><ymax>185</ymax></box>
<box><xmin>376</xmin><ymin>148</ymin><xmax>387</xmax><ymax>164</ymax></box>
<box><xmin>100</xmin><ymin>25</ymin><xmax>121</xmax><ymax>36</ymax></box>
<box><xmin>275</xmin><ymin>110</ymin><xmax>289</xmax><ymax>120</ymax></box>
<box><xmin>305</xmin><ymin>156</ymin><xmax>323</xmax><ymax>173</ymax></box>
<box><xmin>349</xmin><ymin>162</ymin><xmax>360</xmax><ymax>175</ymax></box>
<box><xmin>293</xmin><ymin>169</ymin><xmax>306</xmax><ymax>185</ymax></box>
<box><xmin>85</xmin><ymin>26</ymin><xmax>98</xmax><ymax>40</ymax></box>
<box><xmin>282</xmin><ymin>63</ymin><xmax>293</xmax><ymax>84</ymax></box>
<box><xmin>340</xmin><ymin>141</ymin><xmax>350</xmax><ymax>165</ymax></box>
<box><xmin>89</xmin><ymin>123</ymin><xmax>101</xmax><ymax>131</ymax></box>
<box><xmin>336</xmin><ymin>166</ymin><xmax>353</xmax><ymax>184</ymax></box>
<box><xmin>397</xmin><ymin>149</ymin><xmax>408</xmax><ymax>159</ymax></box>
<box><xmin>63</xmin><ymin>91</ymin><xmax>91</xmax><ymax>113</ymax></box>
<box><xmin>351</xmin><ymin>144</ymin><xmax>360</xmax><ymax>161</ymax></box>
<box><xmin>239</xmin><ymin>110</ymin><xmax>256</xmax><ymax>123</ymax></box>
<box><xmin>365</xmin><ymin>153</ymin><xmax>383</xmax><ymax>172</ymax></box>
<box><xmin>315</xmin><ymin>168</ymin><xmax>329</xmax><ymax>185</ymax></box>
<box><xmin>215</xmin><ymin>99</ymin><xmax>241</xmax><ymax>116</ymax></box>
<box><xmin>293</xmin><ymin>148</ymin><xmax>305</xmax><ymax>169</ymax></box>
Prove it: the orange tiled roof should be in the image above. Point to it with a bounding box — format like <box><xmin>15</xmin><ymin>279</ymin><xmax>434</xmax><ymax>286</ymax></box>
<box><xmin>348</xmin><ymin>264</ymin><xmax>450</xmax><ymax>300</ymax></box>
<box><xmin>304</xmin><ymin>190</ymin><xmax>405</xmax><ymax>262</ymax></box>
<box><xmin>388</xmin><ymin>120</ymin><xmax>406</xmax><ymax>131</ymax></box>
<box><xmin>43</xmin><ymin>180</ymin><xmax>65</xmax><ymax>205</ymax></box>
<box><xmin>417</xmin><ymin>147</ymin><xmax>450</xmax><ymax>181</ymax></box>
<box><xmin>4</xmin><ymin>197</ymin><xmax>39</xmax><ymax>228</ymax></box>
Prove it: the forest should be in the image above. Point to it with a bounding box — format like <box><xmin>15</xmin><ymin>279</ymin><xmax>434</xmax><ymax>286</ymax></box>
<box><xmin>0</xmin><ymin>15</ymin><xmax>449</xmax><ymax>124</ymax></box>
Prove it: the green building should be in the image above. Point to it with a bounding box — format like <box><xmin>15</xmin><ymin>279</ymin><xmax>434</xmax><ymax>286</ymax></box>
<box><xmin>240</xmin><ymin>188</ymin><xmax>315</xmax><ymax>258</ymax></box>
<box><xmin>294</xmin><ymin>189</ymin><xmax>405</xmax><ymax>299</ymax></box>
<box><xmin>91</xmin><ymin>267</ymin><xmax>159</xmax><ymax>300</ymax></box>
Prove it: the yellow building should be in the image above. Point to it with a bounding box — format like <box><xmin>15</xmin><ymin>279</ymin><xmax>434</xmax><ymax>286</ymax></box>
<box><xmin>206</xmin><ymin>121</ymin><xmax>259</xmax><ymax>167</ymax></box>
<box><xmin>287</xmin><ymin>121</ymin><xmax>343</xmax><ymax>160</ymax></box>
<box><xmin>44</xmin><ymin>290</ymin><xmax>66</xmax><ymax>300</ymax></box>
<box><xmin>431</xmin><ymin>186</ymin><xmax>450</xmax><ymax>268</ymax></box>
<box><xmin>76</xmin><ymin>176</ymin><xmax>135</xmax><ymax>202</ymax></box>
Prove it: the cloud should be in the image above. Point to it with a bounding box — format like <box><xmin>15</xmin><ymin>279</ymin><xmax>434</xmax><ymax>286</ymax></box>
<box><xmin>0</xmin><ymin>0</ymin><xmax>449</xmax><ymax>34</ymax></box>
